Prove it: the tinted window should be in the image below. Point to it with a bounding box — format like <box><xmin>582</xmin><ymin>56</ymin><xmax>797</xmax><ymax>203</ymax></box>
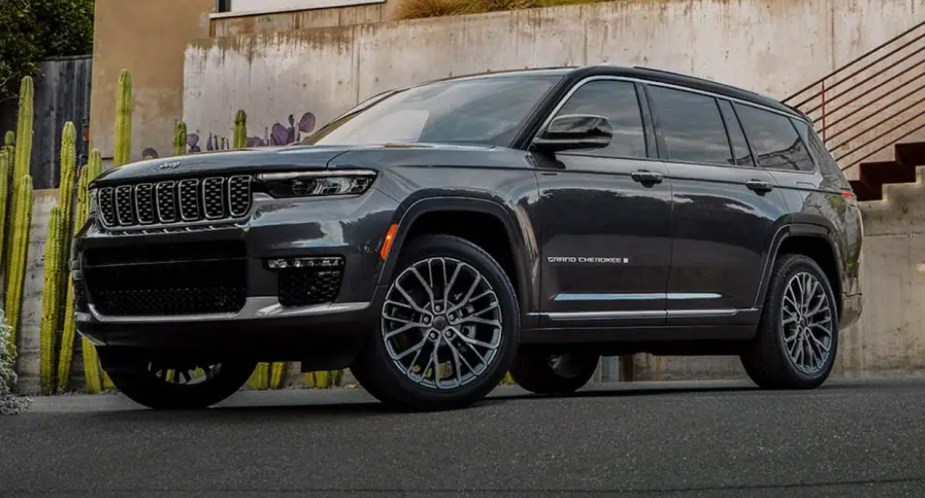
<box><xmin>552</xmin><ymin>80</ymin><xmax>647</xmax><ymax>158</ymax></box>
<box><xmin>736</xmin><ymin>104</ymin><xmax>815</xmax><ymax>171</ymax></box>
<box><xmin>648</xmin><ymin>86</ymin><xmax>733</xmax><ymax>166</ymax></box>
<box><xmin>718</xmin><ymin>100</ymin><xmax>753</xmax><ymax>166</ymax></box>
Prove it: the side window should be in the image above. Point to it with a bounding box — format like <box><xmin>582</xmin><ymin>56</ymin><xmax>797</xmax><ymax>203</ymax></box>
<box><xmin>718</xmin><ymin>100</ymin><xmax>754</xmax><ymax>167</ymax></box>
<box><xmin>552</xmin><ymin>80</ymin><xmax>647</xmax><ymax>159</ymax></box>
<box><xmin>647</xmin><ymin>86</ymin><xmax>734</xmax><ymax>166</ymax></box>
<box><xmin>736</xmin><ymin>104</ymin><xmax>815</xmax><ymax>172</ymax></box>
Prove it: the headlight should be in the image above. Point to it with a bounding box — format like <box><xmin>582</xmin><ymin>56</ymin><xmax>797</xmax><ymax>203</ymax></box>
<box><xmin>257</xmin><ymin>170</ymin><xmax>376</xmax><ymax>198</ymax></box>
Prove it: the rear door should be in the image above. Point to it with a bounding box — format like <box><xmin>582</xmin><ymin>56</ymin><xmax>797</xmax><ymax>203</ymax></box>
<box><xmin>533</xmin><ymin>78</ymin><xmax>673</xmax><ymax>328</ymax></box>
<box><xmin>645</xmin><ymin>84</ymin><xmax>790</xmax><ymax>325</ymax></box>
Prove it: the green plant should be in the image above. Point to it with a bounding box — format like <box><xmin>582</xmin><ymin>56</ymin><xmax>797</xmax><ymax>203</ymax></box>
<box><xmin>113</xmin><ymin>69</ymin><xmax>132</xmax><ymax>167</ymax></box>
<box><xmin>3</xmin><ymin>175</ymin><xmax>33</xmax><ymax>356</ymax></box>
<box><xmin>38</xmin><ymin>206</ymin><xmax>64</xmax><ymax>394</ymax></box>
<box><xmin>173</xmin><ymin>121</ymin><xmax>187</xmax><ymax>156</ymax></box>
<box><xmin>233</xmin><ymin>111</ymin><xmax>247</xmax><ymax>149</ymax></box>
<box><xmin>12</xmin><ymin>77</ymin><xmax>33</xmax><ymax>184</ymax></box>
<box><xmin>250</xmin><ymin>363</ymin><xmax>270</xmax><ymax>390</ymax></box>
<box><xmin>306</xmin><ymin>370</ymin><xmax>343</xmax><ymax>389</ymax></box>
<box><xmin>1</xmin><ymin>308</ymin><xmax>30</xmax><ymax>414</ymax></box>
<box><xmin>397</xmin><ymin>0</ymin><xmax>609</xmax><ymax>19</ymax></box>
<box><xmin>57</xmin><ymin>149</ymin><xmax>102</xmax><ymax>391</ymax></box>
<box><xmin>0</xmin><ymin>0</ymin><xmax>94</xmax><ymax>103</ymax></box>
<box><xmin>269</xmin><ymin>362</ymin><xmax>287</xmax><ymax>389</ymax></box>
<box><xmin>0</xmin><ymin>149</ymin><xmax>10</xmax><ymax>271</ymax></box>
<box><xmin>3</xmin><ymin>131</ymin><xmax>13</xmax><ymax>148</ymax></box>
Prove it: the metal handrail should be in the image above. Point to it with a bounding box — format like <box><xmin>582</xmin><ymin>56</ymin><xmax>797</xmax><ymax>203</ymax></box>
<box><xmin>784</xmin><ymin>19</ymin><xmax>925</xmax><ymax>105</ymax></box>
<box><xmin>781</xmin><ymin>19</ymin><xmax>925</xmax><ymax>171</ymax></box>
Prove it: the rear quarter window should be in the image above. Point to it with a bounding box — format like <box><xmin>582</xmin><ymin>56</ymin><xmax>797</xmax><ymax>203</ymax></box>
<box><xmin>736</xmin><ymin>104</ymin><xmax>815</xmax><ymax>172</ymax></box>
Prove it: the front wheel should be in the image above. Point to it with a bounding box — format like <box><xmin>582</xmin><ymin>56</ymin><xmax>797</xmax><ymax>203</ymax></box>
<box><xmin>740</xmin><ymin>254</ymin><xmax>839</xmax><ymax>389</ymax></box>
<box><xmin>511</xmin><ymin>351</ymin><xmax>599</xmax><ymax>395</ymax></box>
<box><xmin>351</xmin><ymin>235</ymin><xmax>520</xmax><ymax>411</ymax></box>
<box><xmin>100</xmin><ymin>349</ymin><xmax>255</xmax><ymax>409</ymax></box>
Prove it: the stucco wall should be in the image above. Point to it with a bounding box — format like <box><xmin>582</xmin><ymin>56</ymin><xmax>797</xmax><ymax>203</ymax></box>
<box><xmin>89</xmin><ymin>0</ymin><xmax>214</xmax><ymax>163</ymax></box>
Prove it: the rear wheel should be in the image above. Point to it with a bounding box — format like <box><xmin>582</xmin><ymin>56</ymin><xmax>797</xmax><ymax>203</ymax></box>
<box><xmin>100</xmin><ymin>349</ymin><xmax>255</xmax><ymax>409</ymax></box>
<box><xmin>740</xmin><ymin>254</ymin><xmax>838</xmax><ymax>389</ymax></box>
<box><xmin>511</xmin><ymin>351</ymin><xmax>599</xmax><ymax>395</ymax></box>
<box><xmin>352</xmin><ymin>235</ymin><xmax>520</xmax><ymax>411</ymax></box>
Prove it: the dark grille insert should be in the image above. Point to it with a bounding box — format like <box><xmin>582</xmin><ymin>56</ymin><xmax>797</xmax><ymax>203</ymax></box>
<box><xmin>178</xmin><ymin>179</ymin><xmax>201</xmax><ymax>220</ymax></box>
<box><xmin>99</xmin><ymin>188</ymin><xmax>117</xmax><ymax>226</ymax></box>
<box><xmin>135</xmin><ymin>184</ymin><xmax>155</xmax><ymax>224</ymax></box>
<box><xmin>202</xmin><ymin>177</ymin><xmax>225</xmax><ymax>219</ymax></box>
<box><xmin>228</xmin><ymin>176</ymin><xmax>251</xmax><ymax>217</ymax></box>
<box><xmin>156</xmin><ymin>181</ymin><xmax>178</xmax><ymax>222</ymax></box>
<box><xmin>278</xmin><ymin>268</ymin><xmax>343</xmax><ymax>307</ymax></box>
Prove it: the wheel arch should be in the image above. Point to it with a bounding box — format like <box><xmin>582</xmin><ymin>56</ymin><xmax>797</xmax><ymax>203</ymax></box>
<box><xmin>377</xmin><ymin>195</ymin><xmax>537</xmax><ymax>321</ymax></box>
<box><xmin>754</xmin><ymin>221</ymin><xmax>845</xmax><ymax>317</ymax></box>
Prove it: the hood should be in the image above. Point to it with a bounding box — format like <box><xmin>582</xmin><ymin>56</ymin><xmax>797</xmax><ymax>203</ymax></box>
<box><xmin>90</xmin><ymin>145</ymin><xmax>352</xmax><ymax>186</ymax></box>
<box><xmin>90</xmin><ymin>142</ymin><xmax>525</xmax><ymax>186</ymax></box>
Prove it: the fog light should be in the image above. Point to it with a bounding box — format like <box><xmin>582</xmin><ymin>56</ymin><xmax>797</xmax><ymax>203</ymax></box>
<box><xmin>266</xmin><ymin>256</ymin><xmax>344</xmax><ymax>270</ymax></box>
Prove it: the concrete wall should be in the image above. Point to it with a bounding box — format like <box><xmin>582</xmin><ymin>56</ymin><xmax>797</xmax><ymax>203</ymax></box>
<box><xmin>183</xmin><ymin>0</ymin><xmax>923</xmax><ymax>156</ymax></box>
<box><xmin>89</xmin><ymin>0</ymin><xmax>214</xmax><ymax>163</ymax></box>
<box><xmin>211</xmin><ymin>2</ymin><xmax>391</xmax><ymax>37</ymax></box>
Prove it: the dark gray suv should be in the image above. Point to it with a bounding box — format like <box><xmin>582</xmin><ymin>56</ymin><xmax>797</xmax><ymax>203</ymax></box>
<box><xmin>73</xmin><ymin>65</ymin><xmax>863</xmax><ymax>411</ymax></box>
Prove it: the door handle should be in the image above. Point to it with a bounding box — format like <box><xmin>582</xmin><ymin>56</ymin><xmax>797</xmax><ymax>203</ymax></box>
<box><xmin>746</xmin><ymin>180</ymin><xmax>773</xmax><ymax>194</ymax></box>
<box><xmin>631</xmin><ymin>170</ymin><xmax>663</xmax><ymax>186</ymax></box>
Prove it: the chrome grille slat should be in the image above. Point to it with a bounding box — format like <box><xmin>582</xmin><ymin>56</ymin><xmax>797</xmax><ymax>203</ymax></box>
<box><xmin>97</xmin><ymin>176</ymin><xmax>252</xmax><ymax>229</ymax></box>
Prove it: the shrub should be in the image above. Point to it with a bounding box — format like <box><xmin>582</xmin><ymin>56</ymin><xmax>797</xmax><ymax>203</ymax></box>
<box><xmin>1</xmin><ymin>309</ymin><xmax>31</xmax><ymax>415</ymax></box>
<box><xmin>398</xmin><ymin>0</ymin><xmax>610</xmax><ymax>20</ymax></box>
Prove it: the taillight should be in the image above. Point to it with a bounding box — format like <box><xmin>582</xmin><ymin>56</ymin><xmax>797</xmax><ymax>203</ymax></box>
<box><xmin>841</xmin><ymin>190</ymin><xmax>858</xmax><ymax>206</ymax></box>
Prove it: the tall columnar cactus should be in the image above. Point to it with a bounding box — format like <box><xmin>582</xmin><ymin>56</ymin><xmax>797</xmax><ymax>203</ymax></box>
<box><xmin>13</xmin><ymin>77</ymin><xmax>33</xmax><ymax>183</ymax></box>
<box><xmin>250</xmin><ymin>363</ymin><xmax>270</xmax><ymax>390</ymax></box>
<box><xmin>0</xmin><ymin>150</ymin><xmax>10</xmax><ymax>271</ymax></box>
<box><xmin>3</xmin><ymin>131</ymin><xmax>13</xmax><ymax>148</ymax></box>
<box><xmin>3</xmin><ymin>175</ymin><xmax>33</xmax><ymax>355</ymax></box>
<box><xmin>38</xmin><ymin>207</ymin><xmax>65</xmax><ymax>394</ymax></box>
<box><xmin>233</xmin><ymin>110</ymin><xmax>247</xmax><ymax>149</ymax></box>
<box><xmin>57</xmin><ymin>150</ymin><xmax>103</xmax><ymax>391</ymax></box>
<box><xmin>173</xmin><ymin>121</ymin><xmax>187</xmax><ymax>156</ymax></box>
<box><xmin>269</xmin><ymin>362</ymin><xmax>287</xmax><ymax>389</ymax></box>
<box><xmin>57</xmin><ymin>123</ymin><xmax>78</xmax><ymax>310</ymax></box>
<box><xmin>113</xmin><ymin>69</ymin><xmax>133</xmax><ymax>167</ymax></box>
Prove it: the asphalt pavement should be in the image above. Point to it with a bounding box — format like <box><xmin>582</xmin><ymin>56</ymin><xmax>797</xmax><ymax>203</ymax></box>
<box><xmin>2</xmin><ymin>378</ymin><xmax>925</xmax><ymax>497</ymax></box>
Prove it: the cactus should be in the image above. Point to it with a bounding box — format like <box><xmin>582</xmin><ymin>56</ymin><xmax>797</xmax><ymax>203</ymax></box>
<box><xmin>306</xmin><ymin>370</ymin><xmax>342</xmax><ymax>389</ymax></box>
<box><xmin>269</xmin><ymin>362</ymin><xmax>287</xmax><ymax>389</ymax></box>
<box><xmin>57</xmin><ymin>150</ymin><xmax>103</xmax><ymax>391</ymax></box>
<box><xmin>113</xmin><ymin>69</ymin><xmax>133</xmax><ymax>167</ymax></box>
<box><xmin>173</xmin><ymin>121</ymin><xmax>187</xmax><ymax>156</ymax></box>
<box><xmin>13</xmin><ymin>77</ymin><xmax>33</xmax><ymax>183</ymax></box>
<box><xmin>250</xmin><ymin>363</ymin><xmax>269</xmax><ymax>390</ymax></box>
<box><xmin>0</xmin><ymin>149</ymin><xmax>10</xmax><ymax>272</ymax></box>
<box><xmin>38</xmin><ymin>207</ymin><xmax>65</xmax><ymax>394</ymax></box>
<box><xmin>233</xmin><ymin>111</ymin><xmax>247</xmax><ymax>149</ymax></box>
<box><xmin>3</xmin><ymin>176</ymin><xmax>33</xmax><ymax>355</ymax></box>
<box><xmin>3</xmin><ymin>131</ymin><xmax>13</xmax><ymax>148</ymax></box>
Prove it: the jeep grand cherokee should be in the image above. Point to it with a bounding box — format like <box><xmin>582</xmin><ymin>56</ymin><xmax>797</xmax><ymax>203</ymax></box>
<box><xmin>73</xmin><ymin>65</ymin><xmax>863</xmax><ymax>411</ymax></box>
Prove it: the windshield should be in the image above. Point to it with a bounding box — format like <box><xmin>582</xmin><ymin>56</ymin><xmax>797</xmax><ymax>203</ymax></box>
<box><xmin>301</xmin><ymin>75</ymin><xmax>562</xmax><ymax>147</ymax></box>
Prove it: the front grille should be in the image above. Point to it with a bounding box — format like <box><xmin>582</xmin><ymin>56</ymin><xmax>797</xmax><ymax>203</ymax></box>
<box><xmin>278</xmin><ymin>268</ymin><xmax>343</xmax><ymax>307</ymax></box>
<box><xmin>83</xmin><ymin>242</ymin><xmax>247</xmax><ymax>316</ymax></box>
<box><xmin>97</xmin><ymin>175</ymin><xmax>252</xmax><ymax>228</ymax></box>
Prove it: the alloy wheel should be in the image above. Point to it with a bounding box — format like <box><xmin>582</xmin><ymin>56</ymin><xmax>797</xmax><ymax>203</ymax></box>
<box><xmin>381</xmin><ymin>257</ymin><xmax>503</xmax><ymax>390</ymax></box>
<box><xmin>781</xmin><ymin>271</ymin><xmax>834</xmax><ymax>375</ymax></box>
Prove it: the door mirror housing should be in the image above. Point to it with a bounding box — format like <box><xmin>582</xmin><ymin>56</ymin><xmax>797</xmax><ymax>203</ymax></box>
<box><xmin>532</xmin><ymin>114</ymin><xmax>613</xmax><ymax>153</ymax></box>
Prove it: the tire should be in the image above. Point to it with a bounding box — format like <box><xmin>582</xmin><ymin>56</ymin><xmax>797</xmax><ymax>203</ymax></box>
<box><xmin>511</xmin><ymin>350</ymin><xmax>599</xmax><ymax>395</ymax></box>
<box><xmin>352</xmin><ymin>234</ymin><xmax>520</xmax><ymax>411</ymax></box>
<box><xmin>740</xmin><ymin>254</ymin><xmax>839</xmax><ymax>389</ymax></box>
<box><xmin>100</xmin><ymin>349</ymin><xmax>256</xmax><ymax>409</ymax></box>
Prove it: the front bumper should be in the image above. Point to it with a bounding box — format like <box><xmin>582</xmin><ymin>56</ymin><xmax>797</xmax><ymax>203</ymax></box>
<box><xmin>73</xmin><ymin>189</ymin><xmax>398</xmax><ymax>353</ymax></box>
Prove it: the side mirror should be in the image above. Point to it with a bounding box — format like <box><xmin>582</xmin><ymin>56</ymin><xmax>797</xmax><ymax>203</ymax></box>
<box><xmin>532</xmin><ymin>114</ymin><xmax>612</xmax><ymax>153</ymax></box>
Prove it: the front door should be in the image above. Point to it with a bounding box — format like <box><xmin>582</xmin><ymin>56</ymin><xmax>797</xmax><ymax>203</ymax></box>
<box><xmin>533</xmin><ymin>78</ymin><xmax>673</xmax><ymax>328</ymax></box>
<box><xmin>644</xmin><ymin>85</ymin><xmax>790</xmax><ymax>325</ymax></box>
